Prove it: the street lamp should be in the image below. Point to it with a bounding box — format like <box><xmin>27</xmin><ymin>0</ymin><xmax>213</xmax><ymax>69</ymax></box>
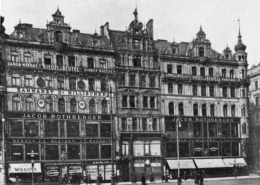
<box><xmin>31</xmin><ymin>151</ymin><xmax>35</xmax><ymax>185</ymax></box>
<box><xmin>1</xmin><ymin>98</ymin><xmax>6</xmax><ymax>184</ymax></box>
<box><xmin>175</xmin><ymin>117</ymin><xmax>181</xmax><ymax>183</ymax></box>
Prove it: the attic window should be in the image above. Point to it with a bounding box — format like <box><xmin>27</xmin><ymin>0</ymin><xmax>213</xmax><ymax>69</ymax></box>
<box><xmin>55</xmin><ymin>31</ymin><xmax>63</xmax><ymax>42</ymax></box>
<box><xmin>199</xmin><ymin>47</ymin><xmax>204</xmax><ymax>57</ymax></box>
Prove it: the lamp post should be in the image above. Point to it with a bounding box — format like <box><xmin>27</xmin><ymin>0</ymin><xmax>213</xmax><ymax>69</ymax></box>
<box><xmin>1</xmin><ymin>99</ymin><xmax>6</xmax><ymax>185</ymax></box>
<box><xmin>31</xmin><ymin>151</ymin><xmax>35</xmax><ymax>185</ymax></box>
<box><xmin>175</xmin><ymin>117</ymin><xmax>181</xmax><ymax>183</ymax></box>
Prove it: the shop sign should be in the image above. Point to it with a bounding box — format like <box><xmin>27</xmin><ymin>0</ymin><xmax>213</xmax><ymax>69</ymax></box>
<box><xmin>167</xmin><ymin>116</ymin><xmax>240</xmax><ymax>123</ymax></box>
<box><xmin>210</xmin><ymin>147</ymin><xmax>218</xmax><ymax>151</ymax></box>
<box><xmin>7</xmin><ymin>87</ymin><xmax>114</xmax><ymax>97</ymax></box>
<box><xmin>151</xmin><ymin>163</ymin><xmax>161</xmax><ymax>167</ymax></box>
<box><xmin>194</xmin><ymin>148</ymin><xmax>202</xmax><ymax>151</ymax></box>
<box><xmin>121</xmin><ymin>114</ymin><xmax>160</xmax><ymax>118</ymax></box>
<box><xmin>46</xmin><ymin>166</ymin><xmax>59</xmax><ymax>176</ymax></box>
<box><xmin>69</xmin><ymin>166</ymin><xmax>82</xmax><ymax>174</ymax></box>
<box><xmin>9</xmin><ymin>163</ymin><xmax>41</xmax><ymax>173</ymax></box>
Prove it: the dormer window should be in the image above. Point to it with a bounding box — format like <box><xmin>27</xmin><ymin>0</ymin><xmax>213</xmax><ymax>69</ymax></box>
<box><xmin>55</xmin><ymin>31</ymin><xmax>63</xmax><ymax>42</ymax></box>
<box><xmin>199</xmin><ymin>47</ymin><xmax>204</xmax><ymax>57</ymax></box>
<box><xmin>225</xmin><ymin>54</ymin><xmax>229</xmax><ymax>59</ymax></box>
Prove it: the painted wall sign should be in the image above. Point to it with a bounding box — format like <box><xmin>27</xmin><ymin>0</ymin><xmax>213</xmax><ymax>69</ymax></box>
<box><xmin>166</xmin><ymin>116</ymin><xmax>240</xmax><ymax>123</ymax></box>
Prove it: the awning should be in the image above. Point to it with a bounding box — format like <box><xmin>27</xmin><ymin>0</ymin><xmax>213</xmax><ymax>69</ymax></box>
<box><xmin>194</xmin><ymin>159</ymin><xmax>226</xmax><ymax>168</ymax></box>
<box><xmin>9</xmin><ymin>163</ymin><xmax>41</xmax><ymax>173</ymax></box>
<box><xmin>223</xmin><ymin>158</ymin><xmax>247</xmax><ymax>167</ymax></box>
<box><xmin>167</xmin><ymin>159</ymin><xmax>196</xmax><ymax>169</ymax></box>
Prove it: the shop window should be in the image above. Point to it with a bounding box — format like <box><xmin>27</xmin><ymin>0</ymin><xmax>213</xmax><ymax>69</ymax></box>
<box><xmin>231</xmin><ymin>105</ymin><xmax>236</xmax><ymax>117</ymax></box>
<box><xmin>25</xmin><ymin>122</ymin><xmax>38</xmax><ymax>137</ymax></box>
<box><xmin>177</xmin><ymin>65</ymin><xmax>182</xmax><ymax>74</ymax></box>
<box><xmin>57</xmin><ymin>76</ymin><xmax>64</xmax><ymax>89</ymax></box>
<box><xmin>86</xmin><ymin>144</ymin><xmax>99</xmax><ymax>159</ymax></box>
<box><xmin>46</xmin><ymin>166</ymin><xmax>60</xmax><ymax>182</ymax></box>
<box><xmin>199</xmin><ymin>47</ymin><xmax>204</xmax><ymax>57</ymax></box>
<box><xmin>140</xmin><ymin>75</ymin><xmax>146</xmax><ymax>87</ymax></box>
<box><xmin>209</xmin><ymin>142</ymin><xmax>218</xmax><ymax>156</ymax></box>
<box><xmin>85</xmin><ymin>124</ymin><xmax>98</xmax><ymax>137</ymax></box>
<box><xmin>100</xmin><ymin>123</ymin><xmax>111</xmax><ymax>137</ymax></box>
<box><xmin>142</xmin><ymin>118</ymin><xmax>147</xmax><ymax>131</ymax></box>
<box><xmin>25</xmin><ymin>97</ymin><xmax>34</xmax><ymax>111</ymax></box>
<box><xmin>70</xmin><ymin>98</ymin><xmax>77</xmax><ymax>112</ymax></box>
<box><xmin>209</xmin><ymin>123</ymin><xmax>217</xmax><ymax>137</ymax></box>
<box><xmin>69</xmin><ymin>56</ymin><xmax>75</xmax><ymax>67</ymax></box>
<box><xmin>133</xmin><ymin>56</ymin><xmax>141</xmax><ymax>67</ymax></box>
<box><xmin>179</xmin><ymin>122</ymin><xmax>188</xmax><ymax>132</ymax></box>
<box><xmin>101</xmin><ymin>145</ymin><xmax>111</xmax><ymax>159</ymax></box>
<box><xmin>203</xmin><ymin>122</ymin><xmax>208</xmax><ymax>138</ymax></box>
<box><xmin>130</xmin><ymin>96</ymin><xmax>135</xmax><ymax>108</ymax></box>
<box><xmin>193</xmin><ymin>103</ymin><xmax>198</xmax><ymax>116</ymax></box>
<box><xmin>223</xmin><ymin>104</ymin><xmax>228</xmax><ymax>117</ymax></box>
<box><xmin>122</xmin><ymin>142</ymin><xmax>129</xmax><ymax>156</ymax></box>
<box><xmin>152</xmin><ymin>118</ymin><xmax>157</xmax><ymax>131</ymax></box>
<box><xmin>222</xmin><ymin>123</ymin><xmax>230</xmax><ymax>137</ymax></box>
<box><xmin>129</xmin><ymin>74</ymin><xmax>135</xmax><ymax>86</ymax></box>
<box><xmin>242</xmin><ymin>123</ymin><xmax>247</xmax><ymax>134</ymax></box>
<box><xmin>68</xmin><ymin>145</ymin><xmax>80</xmax><ymax>159</ymax></box>
<box><xmin>201</xmin><ymin>85</ymin><xmax>206</xmax><ymax>96</ymax></box>
<box><xmin>150</xmin><ymin>97</ymin><xmax>155</xmax><ymax>108</ymax></box>
<box><xmin>232</xmin><ymin>143</ymin><xmax>239</xmax><ymax>156</ymax></box>
<box><xmin>122</xmin><ymin>95</ymin><xmax>127</xmax><ymax>107</ymax></box>
<box><xmin>222</xmin><ymin>142</ymin><xmax>231</xmax><ymax>156</ymax></box>
<box><xmin>194</xmin><ymin>143</ymin><xmax>203</xmax><ymax>157</ymax></box>
<box><xmin>132</xmin><ymin>118</ymin><xmax>137</xmax><ymax>130</ymax></box>
<box><xmin>166</xmin><ymin>143</ymin><xmax>177</xmax><ymax>157</ymax></box>
<box><xmin>46</xmin><ymin>145</ymin><xmax>59</xmax><ymax>160</ymax></box>
<box><xmin>101</xmin><ymin>80</ymin><xmax>107</xmax><ymax>92</ymax></box>
<box><xmin>12</xmin><ymin>96</ymin><xmax>21</xmax><ymax>111</ymax></box>
<box><xmin>25</xmin><ymin>144</ymin><xmax>39</xmax><ymax>160</ymax></box>
<box><xmin>193</xmin><ymin>122</ymin><xmax>201</xmax><ymax>137</ymax></box>
<box><xmin>231</xmin><ymin>87</ymin><xmax>235</xmax><ymax>97</ymax></box>
<box><xmin>179</xmin><ymin>143</ymin><xmax>189</xmax><ymax>157</ymax></box>
<box><xmin>56</xmin><ymin>55</ymin><xmax>63</xmax><ymax>66</ymax></box>
<box><xmin>230</xmin><ymin>70</ymin><xmax>234</xmax><ymax>79</ymax></box>
<box><xmin>241</xmin><ymin>106</ymin><xmax>246</xmax><ymax>117</ymax></box>
<box><xmin>58</xmin><ymin>98</ymin><xmax>65</xmax><ymax>112</ymax></box>
<box><xmin>209</xmin><ymin>68</ymin><xmax>213</xmax><ymax>77</ymax></box>
<box><xmin>150</xmin><ymin>141</ymin><xmax>161</xmax><ymax>156</ymax></box>
<box><xmin>121</xmin><ymin>118</ymin><xmax>127</xmax><ymax>131</ymax></box>
<box><xmin>193</xmin><ymin>85</ymin><xmax>197</xmax><ymax>96</ymax></box>
<box><xmin>119</xmin><ymin>74</ymin><xmax>125</xmax><ymax>86</ymax></box>
<box><xmin>12</xmin><ymin>75</ymin><xmax>20</xmax><ymax>86</ymax></box>
<box><xmin>46</xmin><ymin>97</ymin><xmax>53</xmax><ymax>112</ymax></box>
<box><xmin>231</xmin><ymin>123</ymin><xmax>238</xmax><ymax>137</ymax></box>
<box><xmin>143</xmin><ymin>96</ymin><xmax>148</xmax><ymax>108</ymax></box>
<box><xmin>210</xmin><ymin>86</ymin><xmax>214</xmax><ymax>97</ymax></box>
<box><xmin>202</xmin><ymin>103</ymin><xmax>207</xmax><ymax>116</ymax></box>
<box><xmin>204</xmin><ymin>142</ymin><xmax>209</xmax><ymax>156</ymax></box>
<box><xmin>60</xmin><ymin>121</ymin><xmax>65</xmax><ymax>137</ymax></box>
<box><xmin>165</xmin><ymin>117</ymin><xmax>176</xmax><ymax>131</ymax></box>
<box><xmin>10</xmin><ymin>121</ymin><xmax>23</xmax><ymax>137</ymax></box>
<box><xmin>178</xmin><ymin>103</ymin><xmax>184</xmax><ymax>115</ymax></box>
<box><xmin>133</xmin><ymin>141</ymin><xmax>144</xmax><ymax>156</ymax></box>
<box><xmin>69</xmin><ymin>77</ymin><xmax>76</xmax><ymax>90</ymax></box>
<box><xmin>11</xmin><ymin>54</ymin><xmax>19</xmax><ymax>62</ymax></box>
<box><xmin>45</xmin><ymin>121</ymin><xmax>58</xmax><ymax>137</ymax></box>
<box><xmin>89</xmin><ymin>99</ymin><xmax>96</xmax><ymax>113</ymax></box>
<box><xmin>168</xmin><ymin>83</ymin><xmax>173</xmax><ymax>93</ymax></box>
<box><xmin>150</xmin><ymin>76</ymin><xmax>155</xmax><ymax>88</ymax></box>
<box><xmin>44</xmin><ymin>56</ymin><xmax>51</xmax><ymax>65</ymax></box>
<box><xmin>55</xmin><ymin>31</ymin><xmax>63</xmax><ymax>42</ymax></box>
<box><xmin>88</xmin><ymin>58</ymin><xmax>94</xmax><ymax>69</ymax></box>
<box><xmin>11</xmin><ymin>145</ymin><xmax>23</xmax><ymax>161</ymax></box>
<box><xmin>167</xmin><ymin>64</ymin><xmax>172</xmax><ymax>73</ymax></box>
<box><xmin>169</xmin><ymin>102</ymin><xmax>174</xmax><ymax>115</ymax></box>
<box><xmin>101</xmin><ymin>100</ymin><xmax>108</xmax><ymax>113</ymax></box>
<box><xmin>200</xmin><ymin>67</ymin><xmax>205</xmax><ymax>77</ymax></box>
<box><xmin>210</xmin><ymin>104</ymin><xmax>215</xmax><ymax>116</ymax></box>
<box><xmin>67</xmin><ymin>122</ymin><xmax>79</xmax><ymax>137</ymax></box>
<box><xmin>25</xmin><ymin>76</ymin><xmax>32</xmax><ymax>87</ymax></box>
<box><xmin>45</xmin><ymin>76</ymin><xmax>52</xmax><ymax>88</ymax></box>
<box><xmin>178</xmin><ymin>84</ymin><xmax>183</xmax><ymax>95</ymax></box>
<box><xmin>89</xmin><ymin>78</ymin><xmax>95</xmax><ymax>91</ymax></box>
<box><xmin>192</xmin><ymin>67</ymin><xmax>197</xmax><ymax>76</ymax></box>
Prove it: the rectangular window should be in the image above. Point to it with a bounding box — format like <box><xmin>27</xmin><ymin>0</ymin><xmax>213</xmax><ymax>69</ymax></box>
<box><xmin>89</xmin><ymin>78</ymin><xmax>95</xmax><ymax>91</ymax></box>
<box><xmin>45</xmin><ymin>121</ymin><xmax>58</xmax><ymax>137</ymax></box>
<box><xmin>230</xmin><ymin>70</ymin><xmax>234</xmax><ymax>79</ymax></box>
<box><xmin>178</xmin><ymin>84</ymin><xmax>183</xmax><ymax>95</ymax></box>
<box><xmin>24</xmin><ymin>56</ymin><xmax>31</xmax><ymax>63</ymax></box>
<box><xmin>168</xmin><ymin>83</ymin><xmax>173</xmax><ymax>93</ymax></box>
<box><xmin>25</xmin><ymin>77</ymin><xmax>32</xmax><ymax>87</ymax></box>
<box><xmin>45</xmin><ymin>76</ymin><xmax>52</xmax><ymax>88</ymax></box>
<box><xmin>256</xmin><ymin>96</ymin><xmax>259</xmax><ymax>106</ymax></box>
<box><xmin>150</xmin><ymin>76</ymin><xmax>155</xmax><ymax>88</ymax></box>
<box><xmin>150</xmin><ymin>97</ymin><xmax>155</xmax><ymax>108</ymax></box>
<box><xmin>177</xmin><ymin>65</ymin><xmax>182</xmax><ymax>74</ymax></box>
<box><xmin>140</xmin><ymin>75</ymin><xmax>146</xmax><ymax>87</ymax></box>
<box><xmin>222</xmin><ymin>123</ymin><xmax>230</xmax><ymax>137</ymax></box>
<box><xmin>200</xmin><ymin>67</ymin><xmax>205</xmax><ymax>77</ymax></box>
<box><xmin>133</xmin><ymin>39</ymin><xmax>140</xmax><ymax>50</ymax></box>
<box><xmin>45</xmin><ymin>145</ymin><xmax>59</xmax><ymax>160</ymax></box>
<box><xmin>25</xmin><ymin>144</ymin><xmax>39</xmax><ymax>160</ymax></box>
<box><xmin>231</xmin><ymin>87</ymin><xmax>235</xmax><ymax>97</ymax></box>
<box><xmin>11</xmin><ymin>145</ymin><xmax>23</xmax><ymax>161</ymax></box>
<box><xmin>193</xmin><ymin>85</ymin><xmax>197</xmax><ymax>96</ymax></box>
<box><xmin>130</xmin><ymin>74</ymin><xmax>135</xmax><ymax>86</ymax></box>
<box><xmin>69</xmin><ymin>77</ymin><xmax>76</xmax><ymax>90</ymax></box>
<box><xmin>101</xmin><ymin>145</ymin><xmax>111</xmax><ymax>159</ymax></box>
<box><xmin>99</xmin><ymin>60</ymin><xmax>106</xmax><ymax>69</ymax></box>
<box><xmin>57</xmin><ymin>76</ymin><xmax>64</xmax><ymax>89</ymax></box>
<box><xmin>68</xmin><ymin>145</ymin><xmax>80</xmax><ymax>159</ymax></box>
<box><xmin>133</xmin><ymin>56</ymin><xmax>141</xmax><ymax>67</ymax></box>
<box><xmin>88</xmin><ymin>58</ymin><xmax>94</xmax><ymax>69</ymax></box>
<box><xmin>25</xmin><ymin>122</ymin><xmax>38</xmax><ymax>137</ymax></box>
<box><xmin>167</xmin><ymin>64</ymin><xmax>172</xmax><ymax>73</ymax></box>
<box><xmin>12</xmin><ymin>76</ymin><xmax>20</xmax><ymax>86</ymax></box>
<box><xmin>222</xmin><ymin>69</ymin><xmax>226</xmax><ymax>78</ymax></box>
<box><xmin>10</xmin><ymin>121</ymin><xmax>23</xmax><ymax>137</ymax></box>
<box><xmin>122</xmin><ymin>95</ymin><xmax>128</xmax><ymax>107</ymax></box>
<box><xmin>11</xmin><ymin>55</ymin><xmax>19</xmax><ymax>62</ymax></box>
<box><xmin>192</xmin><ymin>67</ymin><xmax>197</xmax><ymax>76</ymax></box>
<box><xmin>210</xmin><ymin>86</ymin><xmax>214</xmax><ymax>97</ymax></box>
<box><xmin>100</xmin><ymin>123</ymin><xmax>111</xmax><ymax>137</ymax></box>
<box><xmin>68</xmin><ymin>56</ymin><xmax>75</xmax><ymax>67</ymax></box>
<box><xmin>255</xmin><ymin>81</ymin><xmax>258</xmax><ymax>90</ymax></box>
<box><xmin>44</xmin><ymin>56</ymin><xmax>51</xmax><ymax>65</ymax></box>
<box><xmin>85</xmin><ymin>124</ymin><xmax>98</xmax><ymax>137</ymax></box>
<box><xmin>231</xmin><ymin>123</ymin><xmax>238</xmax><ymax>137</ymax></box>
<box><xmin>86</xmin><ymin>144</ymin><xmax>99</xmax><ymax>159</ymax></box>
<box><xmin>143</xmin><ymin>96</ymin><xmax>148</xmax><ymax>108</ymax></box>
<box><xmin>209</xmin><ymin>68</ymin><xmax>213</xmax><ymax>77</ymax></box>
<box><xmin>67</xmin><ymin>122</ymin><xmax>79</xmax><ymax>137</ymax></box>
<box><xmin>223</xmin><ymin>86</ymin><xmax>227</xmax><ymax>97</ymax></box>
<box><xmin>209</xmin><ymin>123</ymin><xmax>217</xmax><ymax>137</ymax></box>
<box><xmin>56</xmin><ymin>55</ymin><xmax>63</xmax><ymax>66</ymax></box>
<box><xmin>199</xmin><ymin>47</ymin><xmax>204</xmax><ymax>57</ymax></box>
<box><xmin>201</xmin><ymin>85</ymin><xmax>206</xmax><ymax>96</ymax></box>
<box><xmin>130</xmin><ymin>96</ymin><xmax>135</xmax><ymax>108</ymax></box>
<box><xmin>203</xmin><ymin>122</ymin><xmax>208</xmax><ymax>138</ymax></box>
<box><xmin>119</xmin><ymin>74</ymin><xmax>125</xmax><ymax>86</ymax></box>
<box><xmin>193</xmin><ymin>122</ymin><xmax>201</xmax><ymax>137</ymax></box>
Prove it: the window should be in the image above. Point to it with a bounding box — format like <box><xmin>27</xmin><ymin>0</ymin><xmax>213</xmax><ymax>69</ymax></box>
<box><xmin>241</xmin><ymin>88</ymin><xmax>245</xmax><ymax>97</ymax></box>
<box><xmin>200</xmin><ymin>67</ymin><xmax>205</xmax><ymax>77</ymax></box>
<box><xmin>202</xmin><ymin>103</ymin><xmax>207</xmax><ymax>116</ymax></box>
<box><xmin>255</xmin><ymin>81</ymin><xmax>258</xmax><ymax>90</ymax></box>
<box><xmin>55</xmin><ymin>31</ymin><xmax>63</xmax><ymax>42</ymax></box>
<box><xmin>142</xmin><ymin>118</ymin><xmax>147</xmax><ymax>131</ymax></box>
<box><xmin>122</xmin><ymin>142</ymin><xmax>129</xmax><ymax>156</ymax></box>
<box><xmin>222</xmin><ymin>69</ymin><xmax>226</xmax><ymax>78</ymax></box>
<box><xmin>100</xmin><ymin>123</ymin><xmax>111</xmax><ymax>137</ymax></box>
<box><xmin>24</xmin><ymin>54</ymin><xmax>31</xmax><ymax>63</ymax></box>
<box><xmin>132</xmin><ymin>118</ymin><xmax>137</xmax><ymax>131</ymax></box>
<box><xmin>193</xmin><ymin>122</ymin><xmax>201</xmax><ymax>137</ymax></box>
<box><xmin>12</xmin><ymin>75</ymin><xmax>20</xmax><ymax>86</ymax></box>
<box><xmin>199</xmin><ymin>47</ymin><xmax>204</xmax><ymax>57</ymax></box>
<box><xmin>193</xmin><ymin>85</ymin><xmax>197</xmax><ymax>96</ymax></box>
<box><xmin>122</xmin><ymin>96</ymin><xmax>127</xmax><ymax>107</ymax></box>
<box><xmin>121</xmin><ymin>118</ymin><xmax>127</xmax><ymax>130</ymax></box>
<box><xmin>57</xmin><ymin>76</ymin><xmax>64</xmax><ymax>89</ymax></box>
<box><xmin>85</xmin><ymin>124</ymin><xmax>98</xmax><ymax>137</ymax></box>
<box><xmin>67</xmin><ymin>122</ymin><xmax>79</xmax><ymax>137</ymax></box>
<box><xmin>130</xmin><ymin>74</ymin><xmax>135</xmax><ymax>86</ymax></box>
<box><xmin>140</xmin><ymin>75</ymin><xmax>146</xmax><ymax>87</ymax></box>
<box><xmin>242</xmin><ymin>123</ymin><xmax>247</xmax><ymax>134</ymax></box>
<box><xmin>222</xmin><ymin>123</ymin><xmax>230</xmax><ymax>137</ymax></box>
<box><xmin>256</xmin><ymin>96</ymin><xmax>259</xmax><ymax>106</ymax></box>
<box><xmin>101</xmin><ymin>80</ymin><xmax>107</xmax><ymax>91</ymax></box>
<box><xmin>101</xmin><ymin>145</ymin><xmax>111</xmax><ymax>159</ymax></box>
<box><xmin>209</xmin><ymin>68</ymin><xmax>213</xmax><ymax>77</ymax></box>
<box><xmin>177</xmin><ymin>65</ymin><xmax>182</xmax><ymax>74</ymax></box>
<box><xmin>25</xmin><ymin>76</ymin><xmax>32</xmax><ymax>87</ymax></box>
<box><xmin>88</xmin><ymin>58</ymin><xmax>94</xmax><ymax>69</ymax></box>
<box><xmin>168</xmin><ymin>102</ymin><xmax>174</xmax><ymax>115</ymax></box>
<box><xmin>25</xmin><ymin>144</ymin><xmax>39</xmax><ymax>161</ymax></box>
<box><xmin>68</xmin><ymin>145</ymin><xmax>80</xmax><ymax>159</ymax></box>
<box><xmin>133</xmin><ymin>56</ymin><xmax>141</xmax><ymax>67</ymax></box>
<box><xmin>101</xmin><ymin>100</ymin><xmax>108</xmax><ymax>113</ymax></box>
<box><xmin>152</xmin><ymin>119</ymin><xmax>157</xmax><ymax>131</ymax></box>
<box><xmin>11</xmin><ymin>55</ymin><xmax>19</xmax><ymax>62</ymax></box>
<box><xmin>89</xmin><ymin>78</ymin><xmax>95</xmax><ymax>91</ymax></box>
<box><xmin>143</xmin><ymin>96</ymin><xmax>148</xmax><ymax>108</ymax></box>
<box><xmin>193</xmin><ymin>103</ymin><xmax>198</xmax><ymax>116</ymax></box>
<box><xmin>133</xmin><ymin>39</ymin><xmax>139</xmax><ymax>50</ymax></box>
<box><xmin>12</xmin><ymin>96</ymin><xmax>20</xmax><ymax>111</ymax></box>
<box><xmin>210</xmin><ymin>86</ymin><xmax>214</xmax><ymax>97</ymax></box>
<box><xmin>130</xmin><ymin>96</ymin><xmax>135</xmax><ymax>108</ymax></box>
<box><xmin>201</xmin><ymin>85</ymin><xmax>206</xmax><ymax>96</ymax></box>
<box><xmin>26</xmin><ymin>97</ymin><xmax>34</xmax><ymax>111</ymax></box>
<box><xmin>231</xmin><ymin>105</ymin><xmax>236</xmax><ymax>117</ymax></box>
<box><xmin>68</xmin><ymin>56</ymin><xmax>75</xmax><ymax>67</ymax></box>
<box><xmin>11</xmin><ymin>145</ymin><xmax>23</xmax><ymax>161</ymax></box>
<box><xmin>231</xmin><ymin>87</ymin><xmax>235</xmax><ymax>97</ymax></box>
<box><xmin>209</xmin><ymin>123</ymin><xmax>217</xmax><ymax>137</ymax></box>
<box><xmin>223</xmin><ymin>86</ymin><xmax>227</xmax><ymax>97</ymax></box>
<box><xmin>230</xmin><ymin>70</ymin><xmax>234</xmax><ymax>79</ymax></box>
<box><xmin>44</xmin><ymin>56</ymin><xmax>51</xmax><ymax>65</ymax></box>
<box><xmin>179</xmin><ymin>103</ymin><xmax>184</xmax><ymax>115</ymax></box>
<box><xmin>86</xmin><ymin>144</ymin><xmax>99</xmax><ymax>159</ymax></box>
<box><xmin>70</xmin><ymin>98</ymin><xmax>77</xmax><ymax>112</ymax></box>
<box><xmin>178</xmin><ymin>84</ymin><xmax>183</xmax><ymax>95</ymax></box>
<box><xmin>99</xmin><ymin>60</ymin><xmax>106</xmax><ymax>69</ymax></box>
<box><xmin>45</xmin><ymin>76</ymin><xmax>52</xmax><ymax>88</ymax></box>
<box><xmin>25</xmin><ymin>122</ymin><xmax>38</xmax><ymax>137</ymax></box>
<box><xmin>167</xmin><ymin>64</ymin><xmax>172</xmax><ymax>73</ymax></box>
<box><xmin>89</xmin><ymin>99</ymin><xmax>96</xmax><ymax>113</ymax></box>
<box><xmin>192</xmin><ymin>67</ymin><xmax>197</xmax><ymax>76</ymax></box>
<box><xmin>46</xmin><ymin>145</ymin><xmax>59</xmax><ymax>160</ymax></box>
<box><xmin>56</xmin><ymin>55</ymin><xmax>63</xmax><ymax>66</ymax></box>
<box><xmin>168</xmin><ymin>83</ymin><xmax>173</xmax><ymax>93</ymax></box>
<box><xmin>58</xmin><ymin>98</ymin><xmax>65</xmax><ymax>112</ymax></box>
<box><xmin>119</xmin><ymin>74</ymin><xmax>125</xmax><ymax>86</ymax></box>
<box><xmin>150</xmin><ymin>97</ymin><xmax>155</xmax><ymax>108</ymax></box>
<box><xmin>210</xmin><ymin>104</ymin><xmax>215</xmax><ymax>116</ymax></box>
<box><xmin>46</xmin><ymin>97</ymin><xmax>53</xmax><ymax>112</ymax></box>
<box><xmin>10</xmin><ymin>121</ymin><xmax>23</xmax><ymax>137</ymax></box>
<box><xmin>69</xmin><ymin>77</ymin><xmax>76</xmax><ymax>90</ymax></box>
<box><xmin>223</xmin><ymin>104</ymin><xmax>228</xmax><ymax>117</ymax></box>
<box><xmin>150</xmin><ymin>76</ymin><xmax>155</xmax><ymax>88</ymax></box>
<box><xmin>45</xmin><ymin>121</ymin><xmax>58</xmax><ymax>137</ymax></box>
<box><xmin>241</xmin><ymin>106</ymin><xmax>246</xmax><ymax>117</ymax></box>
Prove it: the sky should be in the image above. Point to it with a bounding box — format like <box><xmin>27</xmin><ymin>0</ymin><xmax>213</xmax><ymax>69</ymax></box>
<box><xmin>1</xmin><ymin>0</ymin><xmax>260</xmax><ymax>67</ymax></box>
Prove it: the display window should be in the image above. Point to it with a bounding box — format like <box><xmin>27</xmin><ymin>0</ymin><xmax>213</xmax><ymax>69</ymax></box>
<box><xmin>209</xmin><ymin>142</ymin><xmax>218</xmax><ymax>156</ymax></box>
<box><xmin>100</xmin><ymin>123</ymin><xmax>111</xmax><ymax>137</ymax></box>
<box><xmin>67</xmin><ymin>122</ymin><xmax>79</xmax><ymax>137</ymax></box>
<box><xmin>86</xmin><ymin>144</ymin><xmax>99</xmax><ymax>159</ymax></box>
<box><xmin>46</xmin><ymin>166</ymin><xmax>60</xmax><ymax>182</ymax></box>
<box><xmin>67</xmin><ymin>145</ymin><xmax>80</xmax><ymax>160</ymax></box>
<box><xmin>25</xmin><ymin>144</ymin><xmax>39</xmax><ymax>161</ymax></box>
<box><xmin>45</xmin><ymin>121</ymin><xmax>58</xmax><ymax>137</ymax></box>
<box><xmin>25</xmin><ymin>121</ymin><xmax>38</xmax><ymax>137</ymax></box>
<box><xmin>10</xmin><ymin>145</ymin><xmax>23</xmax><ymax>161</ymax></box>
<box><xmin>193</xmin><ymin>122</ymin><xmax>202</xmax><ymax>137</ymax></box>
<box><xmin>194</xmin><ymin>142</ymin><xmax>203</xmax><ymax>157</ymax></box>
<box><xmin>86</xmin><ymin>124</ymin><xmax>98</xmax><ymax>137</ymax></box>
<box><xmin>68</xmin><ymin>165</ymin><xmax>82</xmax><ymax>183</ymax></box>
<box><xmin>10</xmin><ymin>120</ymin><xmax>23</xmax><ymax>137</ymax></box>
<box><xmin>45</xmin><ymin>145</ymin><xmax>59</xmax><ymax>160</ymax></box>
<box><xmin>101</xmin><ymin>145</ymin><xmax>111</xmax><ymax>159</ymax></box>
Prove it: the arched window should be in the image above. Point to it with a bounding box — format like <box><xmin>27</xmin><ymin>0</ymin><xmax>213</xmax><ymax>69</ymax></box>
<box><xmin>121</xmin><ymin>118</ymin><xmax>127</xmax><ymax>131</ymax></box>
<box><xmin>58</xmin><ymin>98</ymin><xmax>65</xmax><ymax>112</ymax></box>
<box><xmin>152</xmin><ymin>118</ymin><xmax>157</xmax><ymax>131</ymax></box>
<box><xmin>179</xmin><ymin>103</ymin><xmax>184</xmax><ymax>115</ymax></box>
<box><xmin>223</xmin><ymin>104</ymin><xmax>228</xmax><ymax>117</ymax></box>
<box><xmin>55</xmin><ymin>31</ymin><xmax>63</xmax><ymax>42</ymax></box>
<box><xmin>193</xmin><ymin>103</ymin><xmax>198</xmax><ymax>116</ymax></box>
<box><xmin>12</xmin><ymin>96</ymin><xmax>20</xmax><ymax>111</ymax></box>
<box><xmin>132</xmin><ymin>118</ymin><xmax>137</xmax><ymax>131</ymax></box>
<box><xmin>241</xmin><ymin>106</ymin><xmax>246</xmax><ymax>117</ymax></box>
<box><xmin>70</xmin><ymin>98</ymin><xmax>77</xmax><ymax>112</ymax></box>
<box><xmin>142</xmin><ymin>118</ymin><xmax>147</xmax><ymax>131</ymax></box>
<box><xmin>46</xmin><ymin>97</ymin><xmax>53</xmax><ymax>112</ymax></box>
<box><xmin>26</xmin><ymin>97</ymin><xmax>34</xmax><ymax>111</ymax></box>
<box><xmin>169</xmin><ymin>102</ymin><xmax>174</xmax><ymax>115</ymax></box>
<box><xmin>231</xmin><ymin>105</ymin><xmax>236</xmax><ymax>117</ymax></box>
<box><xmin>242</xmin><ymin>123</ymin><xmax>247</xmax><ymax>134</ymax></box>
<box><xmin>101</xmin><ymin>100</ymin><xmax>108</xmax><ymax>113</ymax></box>
<box><xmin>202</xmin><ymin>103</ymin><xmax>207</xmax><ymax>116</ymax></box>
<box><xmin>210</xmin><ymin>104</ymin><xmax>215</xmax><ymax>116</ymax></box>
<box><xmin>199</xmin><ymin>47</ymin><xmax>204</xmax><ymax>57</ymax></box>
<box><xmin>89</xmin><ymin>99</ymin><xmax>96</xmax><ymax>113</ymax></box>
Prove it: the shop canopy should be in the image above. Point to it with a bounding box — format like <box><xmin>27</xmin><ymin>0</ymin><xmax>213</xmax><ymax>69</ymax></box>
<box><xmin>9</xmin><ymin>163</ymin><xmax>41</xmax><ymax>173</ymax></box>
<box><xmin>194</xmin><ymin>159</ymin><xmax>226</xmax><ymax>168</ymax></box>
<box><xmin>223</xmin><ymin>158</ymin><xmax>247</xmax><ymax>167</ymax></box>
<box><xmin>167</xmin><ymin>159</ymin><xmax>196</xmax><ymax>169</ymax></box>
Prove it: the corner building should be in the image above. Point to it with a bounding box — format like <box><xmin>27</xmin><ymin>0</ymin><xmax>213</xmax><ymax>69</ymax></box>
<box><xmin>155</xmin><ymin>27</ymin><xmax>249</xmax><ymax>177</ymax></box>
<box><xmin>3</xmin><ymin>9</ymin><xmax>117</xmax><ymax>184</ymax></box>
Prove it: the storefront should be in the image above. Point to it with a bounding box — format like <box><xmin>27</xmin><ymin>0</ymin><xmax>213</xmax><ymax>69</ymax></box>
<box><xmin>222</xmin><ymin>158</ymin><xmax>248</xmax><ymax>175</ymax></box>
<box><xmin>166</xmin><ymin>159</ymin><xmax>196</xmax><ymax>179</ymax></box>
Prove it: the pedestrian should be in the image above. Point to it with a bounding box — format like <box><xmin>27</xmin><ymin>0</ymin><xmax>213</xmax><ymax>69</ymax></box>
<box><xmin>177</xmin><ymin>176</ymin><xmax>182</xmax><ymax>185</ymax></box>
<box><xmin>99</xmin><ymin>174</ymin><xmax>103</xmax><ymax>185</ymax></box>
<box><xmin>141</xmin><ymin>172</ymin><xmax>146</xmax><ymax>185</ymax></box>
<box><xmin>87</xmin><ymin>174</ymin><xmax>91</xmax><ymax>185</ymax></box>
<box><xmin>194</xmin><ymin>171</ymin><xmax>199</xmax><ymax>185</ymax></box>
<box><xmin>199</xmin><ymin>171</ymin><xmax>204</xmax><ymax>185</ymax></box>
<box><xmin>132</xmin><ymin>172</ymin><xmax>137</xmax><ymax>183</ymax></box>
<box><xmin>97</xmin><ymin>174</ymin><xmax>100</xmax><ymax>185</ymax></box>
<box><xmin>150</xmin><ymin>172</ymin><xmax>154</xmax><ymax>182</ymax></box>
